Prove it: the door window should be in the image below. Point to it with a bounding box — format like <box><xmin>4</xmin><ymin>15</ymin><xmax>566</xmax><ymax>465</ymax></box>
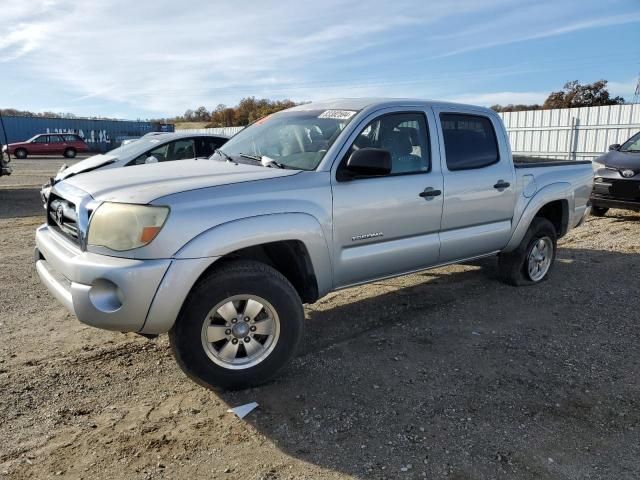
<box><xmin>48</xmin><ymin>135</ymin><xmax>63</xmax><ymax>143</ymax></box>
<box><xmin>133</xmin><ymin>143</ymin><xmax>170</xmax><ymax>164</ymax></box>
<box><xmin>440</xmin><ymin>114</ymin><xmax>499</xmax><ymax>171</ymax></box>
<box><xmin>343</xmin><ymin>113</ymin><xmax>430</xmax><ymax>176</ymax></box>
<box><xmin>32</xmin><ymin>136</ymin><xmax>48</xmax><ymax>143</ymax></box>
<box><xmin>131</xmin><ymin>139</ymin><xmax>196</xmax><ymax>165</ymax></box>
<box><xmin>195</xmin><ymin>137</ymin><xmax>224</xmax><ymax>157</ymax></box>
<box><xmin>167</xmin><ymin>139</ymin><xmax>196</xmax><ymax>160</ymax></box>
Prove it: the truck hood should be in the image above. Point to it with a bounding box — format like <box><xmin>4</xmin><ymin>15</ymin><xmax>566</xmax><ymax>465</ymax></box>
<box><xmin>56</xmin><ymin>153</ymin><xmax>117</xmax><ymax>181</ymax></box>
<box><xmin>61</xmin><ymin>159</ymin><xmax>299</xmax><ymax>203</ymax></box>
<box><xmin>595</xmin><ymin>150</ymin><xmax>640</xmax><ymax>169</ymax></box>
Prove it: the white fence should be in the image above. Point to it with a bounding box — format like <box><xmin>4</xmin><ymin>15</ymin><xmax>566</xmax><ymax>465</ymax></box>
<box><xmin>177</xmin><ymin>126</ymin><xmax>245</xmax><ymax>137</ymax></box>
<box><xmin>498</xmin><ymin>104</ymin><xmax>640</xmax><ymax>161</ymax></box>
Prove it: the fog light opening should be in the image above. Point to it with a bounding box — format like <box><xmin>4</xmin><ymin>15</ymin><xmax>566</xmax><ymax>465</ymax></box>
<box><xmin>89</xmin><ymin>279</ymin><xmax>123</xmax><ymax>313</ymax></box>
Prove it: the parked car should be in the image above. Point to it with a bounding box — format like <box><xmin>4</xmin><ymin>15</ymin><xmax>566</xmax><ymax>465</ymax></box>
<box><xmin>34</xmin><ymin>99</ymin><xmax>593</xmax><ymax>390</ymax></box>
<box><xmin>40</xmin><ymin>132</ymin><xmax>228</xmax><ymax>204</ymax></box>
<box><xmin>5</xmin><ymin>133</ymin><xmax>88</xmax><ymax>159</ymax></box>
<box><xmin>590</xmin><ymin>131</ymin><xmax>640</xmax><ymax>216</ymax></box>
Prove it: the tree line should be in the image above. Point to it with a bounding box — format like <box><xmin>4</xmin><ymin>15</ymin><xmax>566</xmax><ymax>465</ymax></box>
<box><xmin>173</xmin><ymin>97</ymin><xmax>302</xmax><ymax>127</ymax></box>
<box><xmin>490</xmin><ymin>80</ymin><xmax>625</xmax><ymax>112</ymax></box>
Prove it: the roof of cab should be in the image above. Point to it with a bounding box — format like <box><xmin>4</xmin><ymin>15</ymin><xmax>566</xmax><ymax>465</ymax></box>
<box><xmin>289</xmin><ymin>98</ymin><xmax>495</xmax><ymax>115</ymax></box>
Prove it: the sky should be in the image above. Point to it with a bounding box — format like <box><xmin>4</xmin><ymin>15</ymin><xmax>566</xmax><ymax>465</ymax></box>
<box><xmin>1</xmin><ymin>0</ymin><xmax>639</xmax><ymax>119</ymax></box>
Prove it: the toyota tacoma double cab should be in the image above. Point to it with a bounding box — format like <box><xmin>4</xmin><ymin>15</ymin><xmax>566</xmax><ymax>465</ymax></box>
<box><xmin>35</xmin><ymin>99</ymin><xmax>593</xmax><ymax>390</ymax></box>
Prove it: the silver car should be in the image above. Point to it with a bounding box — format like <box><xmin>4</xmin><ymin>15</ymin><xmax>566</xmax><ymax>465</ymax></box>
<box><xmin>41</xmin><ymin>132</ymin><xmax>228</xmax><ymax>203</ymax></box>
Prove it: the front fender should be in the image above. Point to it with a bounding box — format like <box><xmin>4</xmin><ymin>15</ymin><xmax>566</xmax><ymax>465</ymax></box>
<box><xmin>175</xmin><ymin>212</ymin><xmax>333</xmax><ymax>296</ymax></box>
<box><xmin>503</xmin><ymin>182</ymin><xmax>574</xmax><ymax>252</ymax></box>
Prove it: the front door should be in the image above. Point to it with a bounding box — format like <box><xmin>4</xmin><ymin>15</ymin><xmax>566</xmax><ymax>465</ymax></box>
<box><xmin>434</xmin><ymin>109</ymin><xmax>516</xmax><ymax>262</ymax></box>
<box><xmin>331</xmin><ymin>110</ymin><xmax>443</xmax><ymax>288</ymax></box>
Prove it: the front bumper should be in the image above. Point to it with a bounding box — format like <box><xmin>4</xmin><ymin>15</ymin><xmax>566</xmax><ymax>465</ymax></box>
<box><xmin>590</xmin><ymin>194</ymin><xmax>640</xmax><ymax>212</ymax></box>
<box><xmin>591</xmin><ymin>176</ymin><xmax>640</xmax><ymax>212</ymax></box>
<box><xmin>35</xmin><ymin>224</ymin><xmax>171</xmax><ymax>332</ymax></box>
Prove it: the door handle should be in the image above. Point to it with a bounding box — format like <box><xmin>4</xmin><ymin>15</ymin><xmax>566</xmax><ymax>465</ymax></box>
<box><xmin>493</xmin><ymin>180</ymin><xmax>510</xmax><ymax>189</ymax></box>
<box><xmin>419</xmin><ymin>187</ymin><xmax>442</xmax><ymax>198</ymax></box>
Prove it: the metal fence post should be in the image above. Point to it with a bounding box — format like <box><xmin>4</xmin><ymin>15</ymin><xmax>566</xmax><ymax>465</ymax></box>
<box><xmin>567</xmin><ymin>116</ymin><xmax>576</xmax><ymax>161</ymax></box>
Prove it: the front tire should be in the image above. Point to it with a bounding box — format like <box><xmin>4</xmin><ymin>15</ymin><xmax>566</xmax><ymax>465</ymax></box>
<box><xmin>169</xmin><ymin>260</ymin><xmax>304</xmax><ymax>390</ymax></box>
<box><xmin>63</xmin><ymin>148</ymin><xmax>76</xmax><ymax>158</ymax></box>
<box><xmin>498</xmin><ymin>217</ymin><xmax>557</xmax><ymax>286</ymax></box>
<box><xmin>590</xmin><ymin>206</ymin><xmax>609</xmax><ymax>217</ymax></box>
<box><xmin>14</xmin><ymin>148</ymin><xmax>27</xmax><ymax>159</ymax></box>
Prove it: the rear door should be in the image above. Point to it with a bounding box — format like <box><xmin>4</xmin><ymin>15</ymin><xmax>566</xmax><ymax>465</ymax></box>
<box><xmin>331</xmin><ymin>109</ymin><xmax>444</xmax><ymax>287</ymax></box>
<box><xmin>46</xmin><ymin>135</ymin><xmax>64</xmax><ymax>155</ymax></box>
<box><xmin>433</xmin><ymin>107</ymin><xmax>515</xmax><ymax>262</ymax></box>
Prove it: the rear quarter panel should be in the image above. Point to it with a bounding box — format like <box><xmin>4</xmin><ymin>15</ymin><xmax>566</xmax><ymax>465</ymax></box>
<box><xmin>505</xmin><ymin>162</ymin><xmax>593</xmax><ymax>251</ymax></box>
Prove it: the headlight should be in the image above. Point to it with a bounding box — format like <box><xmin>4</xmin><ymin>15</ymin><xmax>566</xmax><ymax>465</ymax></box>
<box><xmin>87</xmin><ymin>203</ymin><xmax>169</xmax><ymax>251</ymax></box>
<box><xmin>591</xmin><ymin>160</ymin><xmax>605</xmax><ymax>172</ymax></box>
<box><xmin>1</xmin><ymin>145</ymin><xmax>6</xmax><ymax>152</ymax></box>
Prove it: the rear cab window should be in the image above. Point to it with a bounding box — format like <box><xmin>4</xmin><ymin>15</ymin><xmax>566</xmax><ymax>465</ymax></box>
<box><xmin>440</xmin><ymin>113</ymin><xmax>499</xmax><ymax>170</ymax></box>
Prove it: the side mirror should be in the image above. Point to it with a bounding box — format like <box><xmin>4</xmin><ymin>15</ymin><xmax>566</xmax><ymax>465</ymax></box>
<box><xmin>345</xmin><ymin>148</ymin><xmax>391</xmax><ymax>177</ymax></box>
<box><xmin>145</xmin><ymin>155</ymin><xmax>159</xmax><ymax>164</ymax></box>
<box><xmin>609</xmin><ymin>144</ymin><xmax>621</xmax><ymax>151</ymax></box>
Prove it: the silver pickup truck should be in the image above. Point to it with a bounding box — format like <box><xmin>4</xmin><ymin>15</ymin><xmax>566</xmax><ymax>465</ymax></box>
<box><xmin>35</xmin><ymin>99</ymin><xmax>593</xmax><ymax>390</ymax></box>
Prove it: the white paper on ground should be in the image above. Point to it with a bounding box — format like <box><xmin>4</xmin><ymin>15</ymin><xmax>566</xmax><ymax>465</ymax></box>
<box><xmin>227</xmin><ymin>402</ymin><xmax>259</xmax><ymax>419</ymax></box>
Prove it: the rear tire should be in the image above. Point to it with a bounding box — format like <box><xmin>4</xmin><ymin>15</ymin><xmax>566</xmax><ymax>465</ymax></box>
<box><xmin>14</xmin><ymin>148</ymin><xmax>27</xmax><ymax>159</ymax></box>
<box><xmin>63</xmin><ymin>148</ymin><xmax>76</xmax><ymax>159</ymax></box>
<box><xmin>590</xmin><ymin>206</ymin><xmax>609</xmax><ymax>217</ymax></box>
<box><xmin>169</xmin><ymin>260</ymin><xmax>304</xmax><ymax>390</ymax></box>
<box><xmin>498</xmin><ymin>217</ymin><xmax>557</xmax><ymax>286</ymax></box>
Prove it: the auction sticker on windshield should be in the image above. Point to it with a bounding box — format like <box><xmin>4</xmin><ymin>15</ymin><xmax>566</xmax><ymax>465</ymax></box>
<box><xmin>318</xmin><ymin>110</ymin><xmax>357</xmax><ymax>120</ymax></box>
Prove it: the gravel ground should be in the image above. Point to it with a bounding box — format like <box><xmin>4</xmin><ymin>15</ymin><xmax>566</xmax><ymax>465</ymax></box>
<box><xmin>1</xmin><ymin>159</ymin><xmax>639</xmax><ymax>480</ymax></box>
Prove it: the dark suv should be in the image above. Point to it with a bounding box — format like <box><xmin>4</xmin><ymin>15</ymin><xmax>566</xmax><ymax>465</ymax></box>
<box><xmin>591</xmin><ymin>131</ymin><xmax>640</xmax><ymax>216</ymax></box>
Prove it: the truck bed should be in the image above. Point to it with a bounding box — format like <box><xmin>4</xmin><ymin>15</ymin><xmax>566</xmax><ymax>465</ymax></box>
<box><xmin>513</xmin><ymin>156</ymin><xmax>593</xmax><ymax>169</ymax></box>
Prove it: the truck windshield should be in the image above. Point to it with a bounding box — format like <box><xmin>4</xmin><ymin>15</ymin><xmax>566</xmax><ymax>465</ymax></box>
<box><xmin>213</xmin><ymin>109</ymin><xmax>359</xmax><ymax>170</ymax></box>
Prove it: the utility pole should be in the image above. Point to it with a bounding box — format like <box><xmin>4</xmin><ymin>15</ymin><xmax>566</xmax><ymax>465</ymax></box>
<box><xmin>633</xmin><ymin>72</ymin><xmax>640</xmax><ymax>104</ymax></box>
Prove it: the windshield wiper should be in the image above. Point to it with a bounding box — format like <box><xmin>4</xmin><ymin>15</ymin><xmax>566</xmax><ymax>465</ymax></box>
<box><xmin>214</xmin><ymin>148</ymin><xmax>237</xmax><ymax>164</ymax></box>
<box><xmin>239</xmin><ymin>153</ymin><xmax>287</xmax><ymax>169</ymax></box>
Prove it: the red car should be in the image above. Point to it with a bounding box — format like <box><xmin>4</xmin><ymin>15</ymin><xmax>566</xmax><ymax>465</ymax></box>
<box><xmin>7</xmin><ymin>133</ymin><xmax>89</xmax><ymax>159</ymax></box>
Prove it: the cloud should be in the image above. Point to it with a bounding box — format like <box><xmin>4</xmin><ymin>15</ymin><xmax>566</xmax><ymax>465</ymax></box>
<box><xmin>607</xmin><ymin>78</ymin><xmax>639</xmax><ymax>99</ymax></box>
<box><xmin>446</xmin><ymin>91</ymin><xmax>549</xmax><ymax>107</ymax></box>
<box><xmin>1</xmin><ymin>0</ymin><xmax>638</xmax><ymax>116</ymax></box>
<box><xmin>433</xmin><ymin>10</ymin><xmax>640</xmax><ymax>59</ymax></box>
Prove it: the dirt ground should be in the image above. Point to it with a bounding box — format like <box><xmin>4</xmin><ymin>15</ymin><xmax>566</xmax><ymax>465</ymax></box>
<box><xmin>1</xmin><ymin>158</ymin><xmax>639</xmax><ymax>480</ymax></box>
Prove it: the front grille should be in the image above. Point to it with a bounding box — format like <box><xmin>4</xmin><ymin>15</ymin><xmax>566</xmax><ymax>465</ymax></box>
<box><xmin>47</xmin><ymin>193</ymin><xmax>80</xmax><ymax>244</ymax></box>
<box><xmin>593</xmin><ymin>178</ymin><xmax>640</xmax><ymax>201</ymax></box>
<box><xmin>609</xmin><ymin>179</ymin><xmax>640</xmax><ymax>199</ymax></box>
